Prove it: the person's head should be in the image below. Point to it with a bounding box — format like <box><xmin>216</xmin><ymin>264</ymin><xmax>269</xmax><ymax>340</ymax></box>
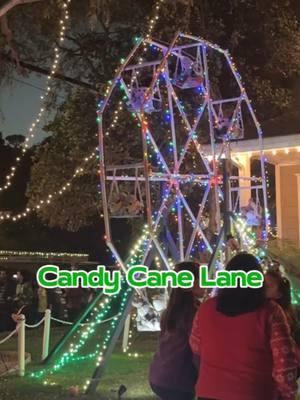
<box><xmin>161</xmin><ymin>261</ymin><xmax>203</xmax><ymax>333</ymax></box>
<box><xmin>269</xmin><ymin>260</ymin><xmax>281</xmax><ymax>273</ymax></box>
<box><xmin>216</xmin><ymin>252</ymin><xmax>265</xmax><ymax>316</ymax></box>
<box><xmin>265</xmin><ymin>271</ymin><xmax>291</xmax><ymax>310</ymax></box>
<box><xmin>17</xmin><ymin>270</ymin><xmax>31</xmax><ymax>284</ymax></box>
<box><xmin>16</xmin><ymin>271</ymin><xmax>23</xmax><ymax>283</ymax></box>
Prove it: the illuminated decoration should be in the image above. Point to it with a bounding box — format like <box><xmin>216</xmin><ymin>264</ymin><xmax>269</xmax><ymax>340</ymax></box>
<box><xmin>0</xmin><ymin>0</ymin><xmax>71</xmax><ymax>193</ymax></box>
<box><xmin>123</xmin><ymin>312</ymin><xmax>137</xmax><ymax>355</ymax></box>
<box><xmin>0</xmin><ymin>250</ymin><xmax>88</xmax><ymax>258</ymax></box>
<box><xmin>31</xmin><ymin>286</ymin><xmax>130</xmax><ymax>380</ymax></box>
<box><xmin>214</xmin><ymin>114</ymin><xmax>243</xmax><ymax>141</ymax></box>
<box><xmin>131</xmin><ymin>289</ymin><xmax>167</xmax><ymax>332</ymax></box>
<box><xmin>30</xmin><ymin>224</ymin><xmax>153</xmax><ymax>388</ymax></box>
<box><xmin>5</xmin><ymin>4</ymin><xmax>273</xmax><ymax>394</ymax></box>
<box><xmin>132</xmin><ymin>295</ymin><xmax>160</xmax><ymax>332</ymax></box>
<box><xmin>173</xmin><ymin>54</ymin><xmax>204</xmax><ymax>89</ymax></box>
<box><xmin>107</xmin><ymin>164</ymin><xmax>145</xmax><ymax>218</ymax></box>
<box><xmin>291</xmin><ymin>285</ymin><xmax>300</xmax><ymax>306</ymax></box>
<box><xmin>224</xmin><ymin>143</ymin><xmax>300</xmax><ymax>159</ymax></box>
<box><xmin>126</xmin><ymin>85</ymin><xmax>162</xmax><ymax>114</ymax></box>
<box><xmin>6</xmin><ymin>0</ymin><xmax>170</xmax><ymax>391</ymax></box>
<box><xmin>97</xmin><ymin>32</ymin><xmax>268</xmax><ymax>273</ymax></box>
<box><xmin>234</xmin><ymin>215</ymin><xmax>266</xmax><ymax>260</ymax></box>
<box><xmin>145</xmin><ymin>0</ymin><xmax>164</xmax><ymax>40</ymax></box>
<box><xmin>0</xmin><ymin>151</ymin><xmax>95</xmax><ymax>222</ymax></box>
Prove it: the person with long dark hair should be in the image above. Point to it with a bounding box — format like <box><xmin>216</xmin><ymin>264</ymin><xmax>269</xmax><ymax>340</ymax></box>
<box><xmin>149</xmin><ymin>262</ymin><xmax>204</xmax><ymax>400</ymax></box>
<box><xmin>190</xmin><ymin>252</ymin><xmax>298</xmax><ymax>400</ymax></box>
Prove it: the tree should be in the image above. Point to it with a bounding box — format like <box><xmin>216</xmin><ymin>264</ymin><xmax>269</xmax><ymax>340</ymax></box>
<box><xmin>26</xmin><ymin>89</ymin><xmax>100</xmax><ymax>231</ymax></box>
<box><xmin>0</xmin><ymin>132</ymin><xmax>31</xmax><ymax>210</ymax></box>
<box><xmin>156</xmin><ymin>0</ymin><xmax>300</xmax><ymax>115</ymax></box>
<box><xmin>0</xmin><ymin>1</ymin><xmax>152</xmax><ymax>85</ymax></box>
<box><xmin>1</xmin><ymin>0</ymin><xmax>299</xmax><ymax>231</ymax></box>
<box><xmin>0</xmin><ymin>129</ymin><xmax>110</xmax><ymax>261</ymax></box>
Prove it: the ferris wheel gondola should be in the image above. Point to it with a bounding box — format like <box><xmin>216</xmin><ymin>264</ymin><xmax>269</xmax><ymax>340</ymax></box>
<box><xmin>172</xmin><ymin>48</ymin><xmax>204</xmax><ymax>89</ymax></box>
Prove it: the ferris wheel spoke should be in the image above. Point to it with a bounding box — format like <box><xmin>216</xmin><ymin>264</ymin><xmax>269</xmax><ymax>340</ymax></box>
<box><xmin>185</xmin><ymin>182</ymin><xmax>212</xmax><ymax>259</ymax></box>
<box><xmin>177</xmin><ymin>101</ymin><xmax>208</xmax><ymax>169</ymax></box>
<box><xmin>177</xmin><ymin>189</ymin><xmax>213</xmax><ymax>253</ymax></box>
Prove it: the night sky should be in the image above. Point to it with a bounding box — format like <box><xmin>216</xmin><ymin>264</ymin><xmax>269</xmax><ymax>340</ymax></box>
<box><xmin>0</xmin><ymin>73</ymin><xmax>49</xmax><ymax>142</ymax></box>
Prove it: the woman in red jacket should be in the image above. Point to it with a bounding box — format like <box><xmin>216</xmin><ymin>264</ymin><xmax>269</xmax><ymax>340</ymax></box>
<box><xmin>190</xmin><ymin>253</ymin><xmax>297</xmax><ymax>400</ymax></box>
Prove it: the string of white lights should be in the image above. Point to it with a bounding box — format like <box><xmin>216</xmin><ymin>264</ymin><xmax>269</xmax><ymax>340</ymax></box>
<box><xmin>0</xmin><ymin>0</ymin><xmax>71</xmax><ymax>193</ymax></box>
<box><xmin>0</xmin><ymin>0</ymin><xmax>166</xmax><ymax>223</ymax></box>
<box><xmin>0</xmin><ymin>150</ymin><xmax>95</xmax><ymax>222</ymax></box>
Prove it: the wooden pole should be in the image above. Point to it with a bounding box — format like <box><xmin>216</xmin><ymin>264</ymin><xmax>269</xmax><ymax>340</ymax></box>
<box><xmin>85</xmin><ymin>291</ymin><xmax>134</xmax><ymax>395</ymax></box>
<box><xmin>18</xmin><ymin>314</ymin><xmax>25</xmax><ymax>377</ymax></box>
<box><xmin>42</xmin><ymin>309</ymin><xmax>51</xmax><ymax>361</ymax></box>
<box><xmin>122</xmin><ymin>312</ymin><xmax>131</xmax><ymax>353</ymax></box>
<box><xmin>43</xmin><ymin>291</ymin><xmax>103</xmax><ymax>364</ymax></box>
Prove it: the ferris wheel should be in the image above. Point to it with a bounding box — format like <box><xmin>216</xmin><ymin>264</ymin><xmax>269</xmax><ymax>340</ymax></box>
<box><xmin>97</xmin><ymin>32</ymin><xmax>268</xmax><ymax>272</ymax></box>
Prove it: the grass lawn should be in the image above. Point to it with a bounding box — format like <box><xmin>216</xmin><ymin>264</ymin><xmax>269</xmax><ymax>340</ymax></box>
<box><xmin>1</xmin><ymin>300</ymin><xmax>300</xmax><ymax>400</ymax></box>
<box><xmin>0</xmin><ymin>327</ymin><xmax>159</xmax><ymax>400</ymax></box>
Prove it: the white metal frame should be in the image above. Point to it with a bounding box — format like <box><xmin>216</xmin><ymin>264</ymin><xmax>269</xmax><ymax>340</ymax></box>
<box><xmin>97</xmin><ymin>33</ymin><xmax>268</xmax><ymax>270</ymax></box>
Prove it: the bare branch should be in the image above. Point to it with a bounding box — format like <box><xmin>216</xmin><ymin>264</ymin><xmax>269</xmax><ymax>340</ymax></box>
<box><xmin>2</xmin><ymin>52</ymin><xmax>100</xmax><ymax>93</ymax></box>
<box><xmin>0</xmin><ymin>14</ymin><xmax>20</xmax><ymax>68</ymax></box>
<box><xmin>0</xmin><ymin>0</ymin><xmax>42</xmax><ymax>19</ymax></box>
<box><xmin>0</xmin><ymin>0</ymin><xmax>43</xmax><ymax>72</ymax></box>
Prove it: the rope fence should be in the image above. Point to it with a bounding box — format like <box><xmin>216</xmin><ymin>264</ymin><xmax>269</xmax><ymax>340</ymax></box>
<box><xmin>0</xmin><ymin>309</ymin><xmax>122</xmax><ymax>377</ymax></box>
<box><xmin>50</xmin><ymin>312</ymin><xmax>121</xmax><ymax>326</ymax></box>
<box><xmin>50</xmin><ymin>316</ymin><xmax>74</xmax><ymax>325</ymax></box>
<box><xmin>0</xmin><ymin>326</ymin><xmax>19</xmax><ymax>345</ymax></box>
<box><xmin>25</xmin><ymin>317</ymin><xmax>45</xmax><ymax>329</ymax></box>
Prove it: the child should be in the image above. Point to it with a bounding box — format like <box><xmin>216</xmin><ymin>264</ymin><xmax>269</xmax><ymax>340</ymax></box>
<box><xmin>265</xmin><ymin>270</ymin><xmax>300</xmax><ymax>345</ymax></box>
<box><xmin>149</xmin><ymin>262</ymin><xmax>204</xmax><ymax>400</ymax></box>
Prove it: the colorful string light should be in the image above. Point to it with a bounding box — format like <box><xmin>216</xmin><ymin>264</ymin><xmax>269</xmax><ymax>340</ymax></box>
<box><xmin>30</xmin><ymin>224</ymin><xmax>152</xmax><ymax>387</ymax></box>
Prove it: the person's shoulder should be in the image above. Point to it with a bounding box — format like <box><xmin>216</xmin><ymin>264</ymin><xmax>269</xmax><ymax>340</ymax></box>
<box><xmin>200</xmin><ymin>296</ymin><xmax>217</xmax><ymax>307</ymax></box>
<box><xmin>262</xmin><ymin>300</ymin><xmax>285</xmax><ymax>319</ymax></box>
<box><xmin>264</xmin><ymin>299</ymin><xmax>282</xmax><ymax>313</ymax></box>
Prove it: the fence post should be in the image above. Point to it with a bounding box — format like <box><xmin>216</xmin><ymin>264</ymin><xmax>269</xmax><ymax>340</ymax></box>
<box><xmin>18</xmin><ymin>314</ymin><xmax>25</xmax><ymax>377</ymax></box>
<box><xmin>122</xmin><ymin>312</ymin><xmax>131</xmax><ymax>353</ymax></box>
<box><xmin>42</xmin><ymin>309</ymin><xmax>51</xmax><ymax>361</ymax></box>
